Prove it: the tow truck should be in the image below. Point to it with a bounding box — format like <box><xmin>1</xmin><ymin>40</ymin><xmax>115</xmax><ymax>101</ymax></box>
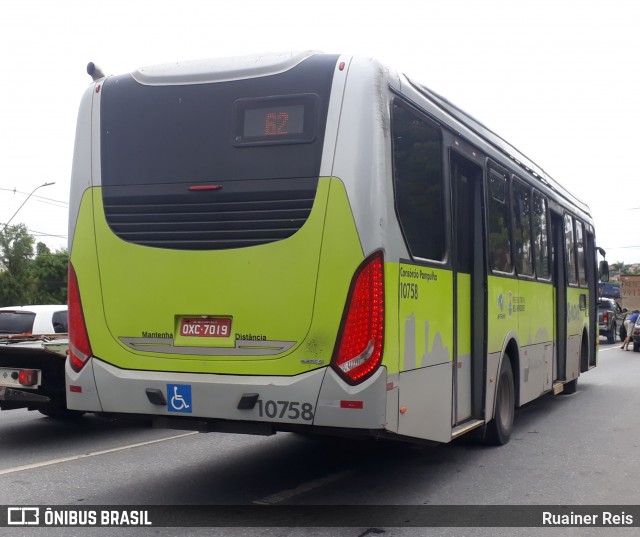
<box><xmin>0</xmin><ymin>305</ymin><xmax>83</xmax><ymax>418</ymax></box>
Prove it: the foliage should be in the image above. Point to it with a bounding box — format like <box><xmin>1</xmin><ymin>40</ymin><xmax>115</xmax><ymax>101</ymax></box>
<box><xmin>30</xmin><ymin>243</ymin><xmax>68</xmax><ymax>304</ymax></box>
<box><xmin>611</xmin><ymin>261</ymin><xmax>626</xmax><ymax>275</ymax></box>
<box><xmin>613</xmin><ymin>261</ymin><xmax>640</xmax><ymax>276</ymax></box>
<box><xmin>0</xmin><ymin>224</ymin><xmax>35</xmax><ymax>305</ymax></box>
<box><xmin>0</xmin><ymin>224</ymin><xmax>67</xmax><ymax>306</ymax></box>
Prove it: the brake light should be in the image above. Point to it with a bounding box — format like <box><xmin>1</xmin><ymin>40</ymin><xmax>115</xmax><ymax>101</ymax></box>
<box><xmin>603</xmin><ymin>312</ymin><xmax>609</xmax><ymax>323</ymax></box>
<box><xmin>68</xmin><ymin>262</ymin><xmax>93</xmax><ymax>372</ymax></box>
<box><xmin>18</xmin><ymin>369</ymin><xmax>38</xmax><ymax>386</ymax></box>
<box><xmin>331</xmin><ymin>251</ymin><xmax>384</xmax><ymax>385</ymax></box>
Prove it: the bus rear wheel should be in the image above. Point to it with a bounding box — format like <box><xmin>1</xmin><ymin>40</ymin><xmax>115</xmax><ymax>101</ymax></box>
<box><xmin>562</xmin><ymin>378</ymin><xmax>578</xmax><ymax>394</ymax></box>
<box><xmin>485</xmin><ymin>356</ymin><xmax>515</xmax><ymax>446</ymax></box>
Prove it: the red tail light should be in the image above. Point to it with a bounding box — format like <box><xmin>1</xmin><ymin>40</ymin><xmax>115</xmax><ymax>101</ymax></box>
<box><xmin>18</xmin><ymin>369</ymin><xmax>38</xmax><ymax>386</ymax></box>
<box><xmin>331</xmin><ymin>251</ymin><xmax>384</xmax><ymax>385</ymax></box>
<box><xmin>68</xmin><ymin>262</ymin><xmax>93</xmax><ymax>372</ymax></box>
<box><xmin>603</xmin><ymin>312</ymin><xmax>609</xmax><ymax>324</ymax></box>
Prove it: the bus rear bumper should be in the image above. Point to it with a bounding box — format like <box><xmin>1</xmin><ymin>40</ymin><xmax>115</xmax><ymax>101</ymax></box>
<box><xmin>67</xmin><ymin>357</ymin><xmax>388</xmax><ymax>432</ymax></box>
<box><xmin>65</xmin><ymin>357</ymin><xmax>103</xmax><ymax>412</ymax></box>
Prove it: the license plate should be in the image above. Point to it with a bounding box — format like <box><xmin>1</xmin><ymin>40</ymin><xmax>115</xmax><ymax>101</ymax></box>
<box><xmin>179</xmin><ymin>317</ymin><xmax>231</xmax><ymax>338</ymax></box>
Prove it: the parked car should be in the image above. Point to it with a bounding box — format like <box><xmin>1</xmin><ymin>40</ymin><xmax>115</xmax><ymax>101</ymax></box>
<box><xmin>597</xmin><ymin>298</ymin><xmax>626</xmax><ymax>343</ymax></box>
<box><xmin>0</xmin><ymin>305</ymin><xmax>81</xmax><ymax>418</ymax></box>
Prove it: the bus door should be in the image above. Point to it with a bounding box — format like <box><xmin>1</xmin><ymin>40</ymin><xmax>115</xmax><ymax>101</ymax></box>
<box><xmin>450</xmin><ymin>151</ymin><xmax>486</xmax><ymax>425</ymax></box>
<box><xmin>584</xmin><ymin>228</ymin><xmax>597</xmax><ymax>369</ymax></box>
<box><xmin>550</xmin><ymin>208</ymin><xmax>567</xmax><ymax>382</ymax></box>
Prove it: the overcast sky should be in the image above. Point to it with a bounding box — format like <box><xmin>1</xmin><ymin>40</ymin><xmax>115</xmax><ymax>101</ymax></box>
<box><xmin>1</xmin><ymin>0</ymin><xmax>638</xmax><ymax>265</ymax></box>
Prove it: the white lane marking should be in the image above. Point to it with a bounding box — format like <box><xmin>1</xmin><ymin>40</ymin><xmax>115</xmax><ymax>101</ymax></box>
<box><xmin>253</xmin><ymin>470</ymin><xmax>353</xmax><ymax>505</ymax></box>
<box><xmin>0</xmin><ymin>431</ymin><xmax>198</xmax><ymax>476</ymax></box>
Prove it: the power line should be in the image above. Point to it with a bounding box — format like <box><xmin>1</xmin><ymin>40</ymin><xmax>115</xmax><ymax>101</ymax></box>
<box><xmin>32</xmin><ymin>198</ymin><xmax>68</xmax><ymax>209</ymax></box>
<box><xmin>0</xmin><ymin>221</ymin><xmax>67</xmax><ymax>238</ymax></box>
<box><xmin>0</xmin><ymin>222</ymin><xmax>67</xmax><ymax>240</ymax></box>
<box><xmin>29</xmin><ymin>229</ymin><xmax>68</xmax><ymax>239</ymax></box>
<box><xmin>0</xmin><ymin>186</ymin><xmax>68</xmax><ymax>207</ymax></box>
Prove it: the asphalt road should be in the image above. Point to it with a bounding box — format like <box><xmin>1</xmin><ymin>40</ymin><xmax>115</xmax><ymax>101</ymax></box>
<box><xmin>0</xmin><ymin>339</ymin><xmax>639</xmax><ymax>537</ymax></box>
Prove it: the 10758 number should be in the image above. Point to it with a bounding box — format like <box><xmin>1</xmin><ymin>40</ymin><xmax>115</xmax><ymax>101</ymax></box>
<box><xmin>256</xmin><ymin>399</ymin><xmax>314</xmax><ymax>421</ymax></box>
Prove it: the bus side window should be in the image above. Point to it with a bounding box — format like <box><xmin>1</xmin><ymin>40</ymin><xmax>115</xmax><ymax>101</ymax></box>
<box><xmin>512</xmin><ymin>177</ymin><xmax>533</xmax><ymax>277</ymax></box>
<box><xmin>565</xmin><ymin>214</ymin><xmax>578</xmax><ymax>285</ymax></box>
<box><xmin>575</xmin><ymin>219</ymin><xmax>587</xmax><ymax>286</ymax></box>
<box><xmin>488</xmin><ymin>169</ymin><xmax>512</xmax><ymax>273</ymax></box>
<box><xmin>532</xmin><ymin>191</ymin><xmax>550</xmax><ymax>280</ymax></box>
<box><xmin>391</xmin><ymin>101</ymin><xmax>445</xmax><ymax>261</ymax></box>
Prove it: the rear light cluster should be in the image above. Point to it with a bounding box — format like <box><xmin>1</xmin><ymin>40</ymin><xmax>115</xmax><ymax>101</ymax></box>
<box><xmin>68</xmin><ymin>262</ymin><xmax>93</xmax><ymax>372</ymax></box>
<box><xmin>18</xmin><ymin>369</ymin><xmax>38</xmax><ymax>386</ymax></box>
<box><xmin>331</xmin><ymin>251</ymin><xmax>385</xmax><ymax>385</ymax></box>
<box><xmin>602</xmin><ymin>312</ymin><xmax>609</xmax><ymax>324</ymax></box>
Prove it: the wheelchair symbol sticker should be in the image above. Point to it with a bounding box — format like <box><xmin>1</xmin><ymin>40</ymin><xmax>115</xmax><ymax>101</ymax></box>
<box><xmin>167</xmin><ymin>384</ymin><xmax>192</xmax><ymax>413</ymax></box>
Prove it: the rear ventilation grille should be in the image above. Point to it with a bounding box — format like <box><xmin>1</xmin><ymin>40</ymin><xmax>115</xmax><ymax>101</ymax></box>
<box><xmin>103</xmin><ymin>179</ymin><xmax>318</xmax><ymax>251</ymax></box>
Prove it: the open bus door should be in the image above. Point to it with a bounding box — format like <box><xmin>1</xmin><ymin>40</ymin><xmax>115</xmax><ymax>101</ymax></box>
<box><xmin>550</xmin><ymin>208</ymin><xmax>568</xmax><ymax>385</ymax></box>
<box><xmin>450</xmin><ymin>150</ymin><xmax>486</xmax><ymax>428</ymax></box>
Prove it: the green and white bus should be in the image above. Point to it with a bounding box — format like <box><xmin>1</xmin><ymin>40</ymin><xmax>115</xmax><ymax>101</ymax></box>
<box><xmin>66</xmin><ymin>51</ymin><xmax>607</xmax><ymax>444</ymax></box>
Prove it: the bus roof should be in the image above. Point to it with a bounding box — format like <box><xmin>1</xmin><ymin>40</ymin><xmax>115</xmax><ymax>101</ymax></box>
<box><xmin>132</xmin><ymin>50</ymin><xmax>318</xmax><ymax>86</ymax></box>
<box><xmin>406</xmin><ymin>77</ymin><xmax>591</xmax><ymax>217</ymax></box>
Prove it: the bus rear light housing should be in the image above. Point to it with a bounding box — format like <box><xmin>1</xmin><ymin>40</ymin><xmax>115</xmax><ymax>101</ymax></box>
<box><xmin>331</xmin><ymin>251</ymin><xmax>385</xmax><ymax>385</ymax></box>
<box><xmin>68</xmin><ymin>262</ymin><xmax>93</xmax><ymax>372</ymax></box>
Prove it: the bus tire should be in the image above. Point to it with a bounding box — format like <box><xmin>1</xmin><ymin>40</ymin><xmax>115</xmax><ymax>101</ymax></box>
<box><xmin>580</xmin><ymin>331</ymin><xmax>590</xmax><ymax>371</ymax></box>
<box><xmin>484</xmin><ymin>356</ymin><xmax>515</xmax><ymax>446</ymax></box>
<box><xmin>562</xmin><ymin>378</ymin><xmax>578</xmax><ymax>394</ymax></box>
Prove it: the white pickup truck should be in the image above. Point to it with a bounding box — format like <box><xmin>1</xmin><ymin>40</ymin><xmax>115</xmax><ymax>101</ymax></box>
<box><xmin>0</xmin><ymin>305</ymin><xmax>81</xmax><ymax>418</ymax></box>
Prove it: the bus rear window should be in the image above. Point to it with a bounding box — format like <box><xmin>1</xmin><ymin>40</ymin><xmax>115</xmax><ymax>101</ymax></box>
<box><xmin>100</xmin><ymin>54</ymin><xmax>337</xmax><ymax>186</ymax></box>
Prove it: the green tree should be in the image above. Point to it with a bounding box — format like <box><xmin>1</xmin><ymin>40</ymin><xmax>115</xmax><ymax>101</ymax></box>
<box><xmin>611</xmin><ymin>261</ymin><xmax>626</xmax><ymax>277</ymax></box>
<box><xmin>0</xmin><ymin>224</ymin><xmax>36</xmax><ymax>305</ymax></box>
<box><xmin>30</xmin><ymin>242</ymin><xmax>68</xmax><ymax>304</ymax></box>
<box><xmin>0</xmin><ymin>226</ymin><xmax>68</xmax><ymax>306</ymax></box>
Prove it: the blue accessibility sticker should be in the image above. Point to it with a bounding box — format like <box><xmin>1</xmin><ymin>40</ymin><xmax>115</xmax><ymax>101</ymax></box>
<box><xmin>167</xmin><ymin>384</ymin><xmax>192</xmax><ymax>413</ymax></box>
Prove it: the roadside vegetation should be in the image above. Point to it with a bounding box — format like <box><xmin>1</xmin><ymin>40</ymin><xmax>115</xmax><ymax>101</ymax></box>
<box><xmin>0</xmin><ymin>224</ymin><xmax>67</xmax><ymax>306</ymax></box>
